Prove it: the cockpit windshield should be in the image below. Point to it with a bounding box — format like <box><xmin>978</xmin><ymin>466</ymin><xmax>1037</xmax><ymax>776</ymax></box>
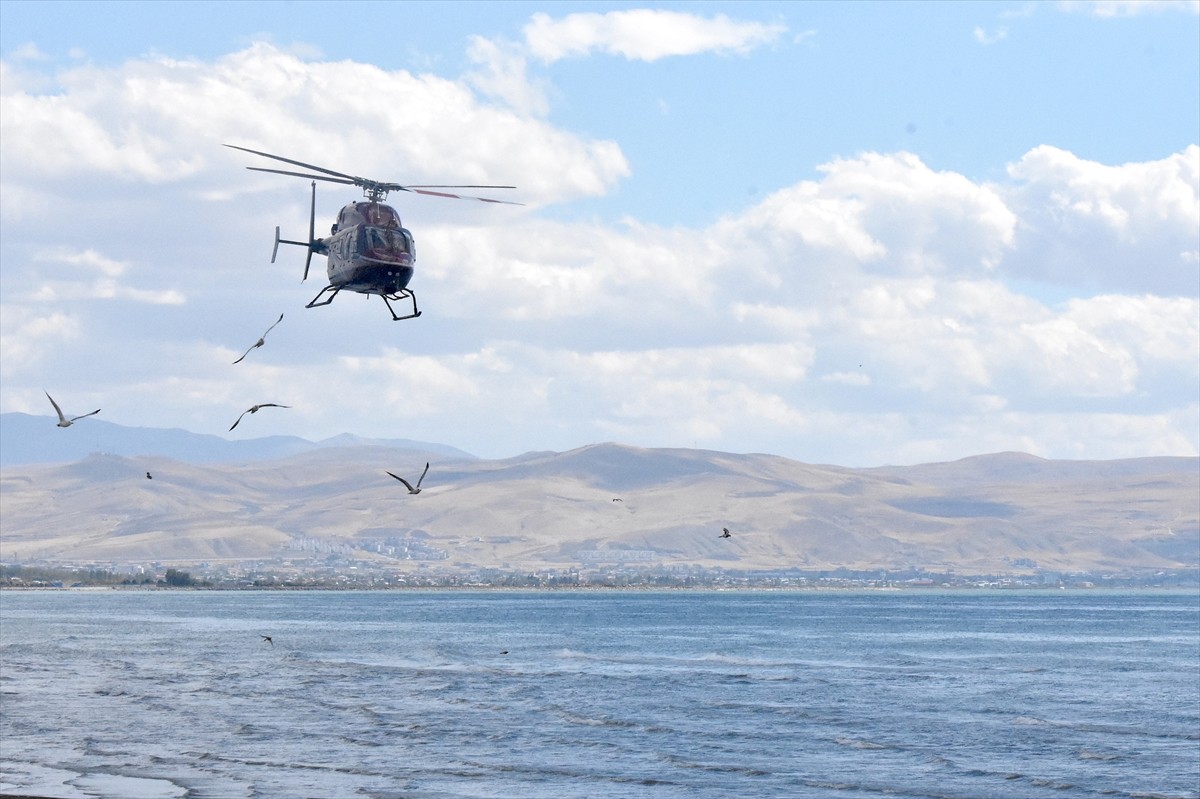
<box><xmin>363</xmin><ymin>226</ymin><xmax>414</xmax><ymax>262</ymax></box>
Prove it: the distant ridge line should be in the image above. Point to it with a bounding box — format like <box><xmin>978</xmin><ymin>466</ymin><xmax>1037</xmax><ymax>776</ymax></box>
<box><xmin>0</xmin><ymin>412</ymin><xmax>476</xmax><ymax>467</ymax></box>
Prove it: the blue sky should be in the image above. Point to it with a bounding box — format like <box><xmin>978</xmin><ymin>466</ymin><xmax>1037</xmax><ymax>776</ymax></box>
<box><xmin>1</xmin><ymin>0</ymin><xmax>1197</xmax><ymax>465</ymax></box>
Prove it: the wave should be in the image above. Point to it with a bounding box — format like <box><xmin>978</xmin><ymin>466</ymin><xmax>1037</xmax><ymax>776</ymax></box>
<box><xmin>834</xmin><ymin>735</ymin><xmax>892</xmax><ymax>750</ymax></box>
<box><xmin>3</xmin><ymin>591</ymin><xmax>1196</xmax><ymax>799</ymax></box>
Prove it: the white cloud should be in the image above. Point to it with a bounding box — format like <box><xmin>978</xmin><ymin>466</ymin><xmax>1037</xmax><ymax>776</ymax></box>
<box><xmin>0</xmin><ymin>43</ymin><xmax>627</xmax><ymax>203</ymax></box>
<box><xmin>364</xmin><ymin>144</ymin><xmax>1194</xmax><ymax>462</ymax></box>
<box><xmin>29</xmin><ymin>281</ymin><xmax>186</xmax><ymax>306</ymax></box>
<box><xmin>6</xmin><ymin>43</ymin><xmax>49</xmax><ymax>62</ymax></box>
<box><xmin>343</xmin><ymin>348</ymin><xmax>484</xmax><ymax>415</ymax></box>
<box><xmin>465</xmin><ymin>35</ymin><xmax>551</xmax><ymax>117</ymax></box>
<box><xmin>973</xmin><ymin>25</ymin><xmax>1010</xmax><ymax>44</ymax></box>
<box><xmin>1059</xmin><ymin>0</ymin><xmax>1200</xmax><ymax>16</ymax></box>
<box><xmin>561</xmin><ymin>344</ymin><xmax>816</xmax><ymax>447</ymax></box>
<box><xmin>821</xmin><ymin>371</ymin><xmax>872</xmax><ymax>386</ymax></box>
<box><xmin>723</xmin><ymin>151</ymin><xmax>1017</xmax><ymax>284</ymax></box>
<box><xmin>1016</xmin><ymin>316</ymin><xmax>1140</xmax><ymax>396</ymax></box>
<box><xmin>15</xmin><ymin>249</ymin><xmax>187</xmax><ymax>306</ymax></box>
<box><xmin>1063</xmin><ymin>294</ymin><xmax>1200</xmax><ymax>365</ymax></box>
<box><xmin>49</xmin><ymin>248</ymin><xmax>130</xmax><ymax>278</ymax></box>
<box><xmin>1003</xmin><ymin>145</ymin><xmax>1200</xmax><ymax>294</ymax></box>
<box><xmin>793</xmin><ymin>29</ymin><xmax>819</xmax><ymax>46</ymax></box>
<box><xmin>0</xmin><ymin>307</ymin><xmax>82</xmax><ymax>375</ymax></box>
<box><xmin>523</xmin><ymin>10</ymin><xmax>787</xmax><ymax>63</ymax></box>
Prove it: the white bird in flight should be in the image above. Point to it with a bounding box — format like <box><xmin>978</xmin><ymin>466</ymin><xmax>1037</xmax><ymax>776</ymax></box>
<box><xmin>229</xmin><ymin>403</ymin><xmax>290</xmax><ymax>431</ymax></box>
<box><xmin>45</xmin><ymin>391</ymin><xmax>100</xmax><ymax>428</ymax></box>
<box><xmin>386</xmin><ymin>462</ymin><xmax>430</xmax><ymax>494</ymax></box>
<box><xmin>233</xmin><ymin>313</ymin><xmax>284</xmax><ymax>365</ymax></box>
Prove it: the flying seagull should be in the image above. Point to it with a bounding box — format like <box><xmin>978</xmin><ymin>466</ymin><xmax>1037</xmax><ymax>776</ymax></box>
<box><xmin>229</xmin><ymin>403</ymin><xmax>291</xmax><ymax>431</ymax></box>
<box><xmin>261</xmin><ymin>635</ymin><xmax>273</xmax><ymax>646</ymax></box>
<box><xmin>233</xmin><ymin>313</ymin><xmax>284</xmax><ymax>364</ymax></box>
<box><xmin>45</xmin><ymin>391</ymin><xmax>100</xmax><ymax>428</ymax></box>
<box><xmin>720</xmin><ymin>528</ymin><xmax>732</xmax><ymax>539</ymax></box>
<box><xmin>386</xmin><ymin>462</ymin><xmax>430</xmax><ymax>495</ymax></box>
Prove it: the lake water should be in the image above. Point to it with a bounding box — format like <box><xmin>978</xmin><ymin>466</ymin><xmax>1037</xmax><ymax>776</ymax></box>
<box><xmin>1</xmin><ymin>590</ymin><xmax>1197</xmax><ymax>799</ymax></box>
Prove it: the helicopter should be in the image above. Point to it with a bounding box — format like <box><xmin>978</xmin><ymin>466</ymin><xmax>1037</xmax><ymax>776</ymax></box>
<box><xmin>226</xmin><ymin>144</ymin><xmax>520</xmax><ymax>321</ymax></box>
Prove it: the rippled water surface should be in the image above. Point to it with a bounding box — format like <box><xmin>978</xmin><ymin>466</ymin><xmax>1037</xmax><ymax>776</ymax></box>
<box><xmin>2</xmin><ymin>590</ymin><xmax>1197</xmax><ymax>798</ymax></box>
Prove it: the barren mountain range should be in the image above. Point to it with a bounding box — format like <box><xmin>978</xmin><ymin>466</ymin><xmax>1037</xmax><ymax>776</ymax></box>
<box><xmin>1</xmin><ymin>414</ymin><xmax>1196</xmax><ymax>575</ymax></box>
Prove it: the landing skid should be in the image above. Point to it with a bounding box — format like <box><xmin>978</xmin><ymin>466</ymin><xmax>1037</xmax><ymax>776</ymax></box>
<box><xmin>381</xmin><ymin>289</ymin><xmax>422</xmax><ymax>321</ymax></box>
<box><xmin>306</xmin><ymin>285</ymin><xmax>422</xmax><ymax>321</ymax></box>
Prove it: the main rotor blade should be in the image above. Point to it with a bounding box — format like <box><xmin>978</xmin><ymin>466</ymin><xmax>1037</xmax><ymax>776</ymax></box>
<box><xmin>404</xmin><ymin>184</ymin><xmax>518</xmax><ymax>190</ymax></box>
<box><xmin>223</xmin><ymin>143</ymin><xmax>357</xmax><ymax>182</ymax></box>
<box><xmin>401</xmin><ymin>187</ymin><xmax>524</xmax><ymax>205</ymax></box>
<box><xmin>245</xmin><ymin>166</ymin><xmax>357</xmax><ymax>186</ymax></box>
<box><xmin>227</xmin><ymin>144</ymin><xmax>521</xmax><ymax>204</ymax></box>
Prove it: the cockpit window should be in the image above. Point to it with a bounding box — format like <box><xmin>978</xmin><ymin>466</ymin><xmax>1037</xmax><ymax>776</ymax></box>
<box><xmin>364</xmin><ymin>226</ymin><xmax>412</xmax><ymax>262</ymax></box>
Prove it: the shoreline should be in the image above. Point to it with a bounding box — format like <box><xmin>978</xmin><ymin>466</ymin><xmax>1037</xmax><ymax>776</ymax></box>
<box><xmin>2</xmin><ymin>583</ymin><xmax>1197</xmax><ymax>593</ymax></box>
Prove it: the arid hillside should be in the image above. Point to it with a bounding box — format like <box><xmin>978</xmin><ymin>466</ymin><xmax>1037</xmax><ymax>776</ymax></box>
<box><xmin>1</xmin><ymin>443</ymin><xmax>1195</xmax><ymax>575</ymax></box>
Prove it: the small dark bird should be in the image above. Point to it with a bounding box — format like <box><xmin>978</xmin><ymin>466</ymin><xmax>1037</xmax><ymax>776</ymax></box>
<box><xmin>146</xmin><ymin>472</ymin><xmax>153</xmax><ymax>480</ymax></box>
<box><xmin>499</xmin><ymin>650</ymin><xmax>508</xmax><ymax>655</ymax></box>
<box><xmin>233</xmin><ymin>313</ymin><xmax>284</xmax><ymax>364</ymax></box>
<box><xmin>261</xmin><ymin>635</ymin><xmax>273</xmax><ymax>646</ymax></box>
<box><xmin>386</xmin><ymin>462</ymin><xmax>430</xmax><ymax>494</ymax></box>
<box><xmin>45</xmin><ymin>391</ymin><xmax>100</xmax><ymax>428</ymax></box>
<box><xmin>720</xmin><ymin>528</ymin><xmax>732</xmax><ymax>538</ymax></box>
<box><xmin>612</xmin><ymin>498</ymin><xmax>623</xmax><ymax>502</ymax></box>
<box><xmin>229</xmin><ymin>403</ymin><xmax>290</xmax><ymax>431</ymax></box>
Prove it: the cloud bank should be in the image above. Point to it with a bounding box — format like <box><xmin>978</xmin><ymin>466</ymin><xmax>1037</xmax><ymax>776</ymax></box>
<box><xmin>1</xmin><ymin>13</ymin><xmax>1196</xmax><ymax>466</ymax></box>
<box><xmin>523</xmin><ymin>10</ymin><xmax>787</xmax><ymax>63</ymax></box>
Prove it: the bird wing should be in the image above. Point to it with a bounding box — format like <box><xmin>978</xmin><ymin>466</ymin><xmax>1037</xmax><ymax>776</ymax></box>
<box><xmin>259</xmin><ymin>403</ymin><xmax>290</xmax><ymax>409</ymax></box>
<box><xmin>415</xmin><ymin>462</ymin><xmax>430</xmax><ymax>489</ymax></box>
<box><xmin>68</xmin><ymin>409</ymin><xmax>101</xmax><ymax>422</ymax></box>
<box><xmin>261</xmin><ymin>312</ymin><xmax>284</xmax><ymax>338</ymax></box>
<box><xmin>386</xmin><ymin>471</ymin><xmax>416</xmax><ymax>491</ymax></box>
<box><xmin>45</xmin><ymin>392</ymin><xmax>68</xmax><ymax>423</ymax></box>
<box><xmin>234</xmin><ymin>315</ymin><xmax>283</xmax><ymax>364</ymax></box>
<box><xmin>229</xmin><ymin>410</ymin><xmax>249</xmax><ymax>431</ymax></box>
